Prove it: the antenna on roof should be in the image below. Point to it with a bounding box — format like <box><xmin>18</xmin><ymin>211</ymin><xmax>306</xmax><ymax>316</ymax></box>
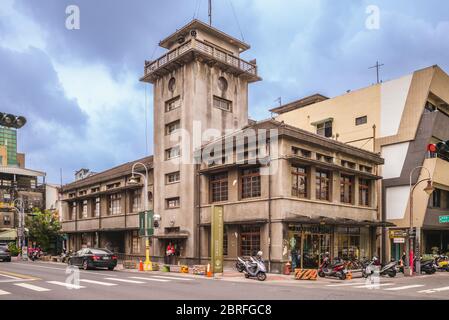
<box><xmin>369</xmin><ymin>60</ymin><xmax>384</xmax><ymax>84</ymax></box>
<box><xmin>208</xmin><ymin>0</ymin><xmax>212</xmax><ymax>26</ymax></box>
<box><xmin>275</xmin><ymin>97</ymin><xmax>282</xmax><ymax>107</ymax></box>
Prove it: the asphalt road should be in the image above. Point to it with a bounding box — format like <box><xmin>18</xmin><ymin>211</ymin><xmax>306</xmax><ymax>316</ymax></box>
<box><xmin>1</xmin><ymin>260</ymin><xmax>449</xmax><ymax>300</ymax></box>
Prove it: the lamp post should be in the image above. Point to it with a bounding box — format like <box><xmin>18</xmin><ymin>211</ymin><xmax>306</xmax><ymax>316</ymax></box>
<box><xmin>129</xmin><ymin>162</ymin><xmax>151</xmax><ymax>270</ymax></box>
<box><xmin>409</xmin><ymin>166</ymin><xmax>434</xmax><ymax>275</ymax></box>
<box><xmin>12</xmin><ymin>199</ymin><xmax>26</xmax><ymax>260</ymax></box>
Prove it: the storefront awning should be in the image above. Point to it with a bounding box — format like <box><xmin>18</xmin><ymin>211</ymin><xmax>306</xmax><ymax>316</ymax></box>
<box><xmin>200</xmin><ymin>219</ymin><xmax>268</xmax><ymax>226</ymax></box>
<box><xmin>0</xmin><ymin>229</ymin><xmax>17</xmax><ymax>241</ymax></box>
<box><xmin>284</xmin><ymin>215</ymin><xmax>395</xmax><ymax>227</ymax></box>
<box><xmin>153</xmin><ymin>233</ymin><xmax>189</xmax><ymax>239</ymax></box>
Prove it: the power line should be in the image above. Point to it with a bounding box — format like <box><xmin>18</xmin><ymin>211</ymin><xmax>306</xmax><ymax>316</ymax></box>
<box><xmin>144</xmin><ymin>84</ymin><xmax>148</xmax><ymax>155</ymax></box>
<box><xmin>228</xmin><ymin>0</ymin><xmax>245</xmax><ymax>42</ymax></box>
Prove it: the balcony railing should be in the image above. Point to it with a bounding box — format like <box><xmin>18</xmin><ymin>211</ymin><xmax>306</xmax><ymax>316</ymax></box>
<box><xmin>143</xmin><ymin>38</ymin><xmax>258</xmax><ymax>79</ymax></box>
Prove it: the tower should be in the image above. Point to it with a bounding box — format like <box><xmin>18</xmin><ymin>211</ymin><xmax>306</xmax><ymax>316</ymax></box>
<box><xmin>140</xmin><ymin>19</ymin><xmax>260</xmax><ymax>262</ymax></box>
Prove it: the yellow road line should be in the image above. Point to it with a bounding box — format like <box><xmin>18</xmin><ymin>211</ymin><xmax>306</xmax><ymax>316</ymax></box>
<box><xmin>0</xmin><ymin>269</ymin><xmax>40</xmax><ymax>280</ymax></box>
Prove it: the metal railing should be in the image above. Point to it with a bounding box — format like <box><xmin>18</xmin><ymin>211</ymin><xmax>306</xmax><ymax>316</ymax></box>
<box><xmin>144</xmin><ymin>38</ymin><xmax>257</xmax><ymax>77</ymax></box>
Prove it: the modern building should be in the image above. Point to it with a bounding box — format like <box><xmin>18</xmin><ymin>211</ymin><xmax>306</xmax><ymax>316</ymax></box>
<box><xmin>60</xmin><ymin>157</ymin><xmax>153</xmax><ymax>256</ymax></box>
<box><xmin>273</xmin><ymin>65</ymin><xmax>449</xmax><ymax>259</ymax></box>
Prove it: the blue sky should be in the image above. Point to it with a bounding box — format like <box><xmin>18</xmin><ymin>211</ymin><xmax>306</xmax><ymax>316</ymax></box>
<box><xmin>1</xmin><ymin>0</ymin><xmax>448</xmax><ymax>183</ymax></box>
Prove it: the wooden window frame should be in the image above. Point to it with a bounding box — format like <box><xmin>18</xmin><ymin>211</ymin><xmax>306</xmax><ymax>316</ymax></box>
<box><xmin>210</xmin><ymin>172</ymin><xmax>228</xmax><ymax>203</ymax></box>
<box><xmin>340</xmin><ymin>175</ymin><xmax>354</xmax><ymax>204</ymax></box>
<box><xmin>166</xmin><ymin>197</ymin><xmax>180</xmax><ymax>209</ymax></box>
<box><xmin>241</xmin><ymin>168</ymin><xmax>261</xmax><ymax>199</ymax></box>
<box><xmin>315</xmin><ymin>170</ymin><xmax>331</xmax><ymax>201</ymax></box>
<box><xmin>291</xmin><ymin>165</ymin><xmax>308</xmax><ymax>198</ymax></box>
<box><xmin>359</xmin><ymin>178</ymin><xmax>370</xmax><ymax>207</ymax></box>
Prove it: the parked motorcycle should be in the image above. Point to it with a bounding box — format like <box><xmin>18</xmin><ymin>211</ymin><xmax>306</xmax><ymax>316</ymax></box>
<box><xmin>236</xmin><ymin>256</ymin><xmax>250</xmax><ymax>273</ymax></box>
<box><xmin>30</xmin><ymin>250</ymin><xmax>41</xmax><ymax>261</ymax></box>
<box><xmin>239</xmin><ymin>251</ymin><xmax>267</xmax><ymax>281</ymax></box>
<box><xmin>61</xmin><ymin>250</ymin><xmax>73</xmax><ymax>264</ymax></box>
<box><xmin>362</xmin><ymin>257</ymin><xmax>397</xmax><ymax>278</ymax></box>
<box><xmin>318</xmin><ymin>256</ymin><xmax>347</xmax><ymax>280</ymax></box>
<box><xmin>415</xmin><ymin>257</ymin><xmax>437</xmax><ymax>274</ymax></box>
<box><xmin>434</xmin><ymin>255</ymin><xmax>449</xmax><ymax>272</ymax></box>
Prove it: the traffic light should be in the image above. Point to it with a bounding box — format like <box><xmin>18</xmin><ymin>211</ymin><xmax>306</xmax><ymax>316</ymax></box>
<box><xmin>428</xmin><ymin>140</ymin><xmax>449</xmax><ymax>160</ymax></box>
<box><xmin>0</xmin><ymin>113</ymin><xmax>27</xmax><ymax>129</ymax></box>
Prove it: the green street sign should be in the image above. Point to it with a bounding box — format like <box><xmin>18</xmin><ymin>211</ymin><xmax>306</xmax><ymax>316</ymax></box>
<box><xmin>439</xmin><ymin>215</ymin><xmax>449</xmax><ymax>224</ymax></box>
<box><xmin>211</xmin><ymin>205</ymin><xmax>224</xmax><ymax>273</ymax></box>
<box><xmin>139</xmin><ymin>210</ymin><xmax>154</xmax><ymax>236</ymax></box>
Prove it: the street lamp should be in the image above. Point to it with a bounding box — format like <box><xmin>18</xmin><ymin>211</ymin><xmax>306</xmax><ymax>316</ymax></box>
<box><xmin>129</xmin><ymin>162</ymin><xmax>152</xmax><ymax>270</ymax></box>
<box><xmin>12</xmin><ymin>199</ymin><xmax>26</xmax><ymax>260</ymax></box>
<box><xmin>408</xmin><ymin>166</ymin><xmax>434</xmax><ymax>275</ymax></box>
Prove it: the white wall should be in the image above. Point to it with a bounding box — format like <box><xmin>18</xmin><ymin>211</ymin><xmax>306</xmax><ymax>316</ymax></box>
<box><xmin>386</xmin><ymin>186</ymin><xmax>410</xmax><ymax>220</ymax></box>
<box><xmin>381</xmin><ymin>142</ymin><xmax>410</xmax><ymax>179</ymax></box>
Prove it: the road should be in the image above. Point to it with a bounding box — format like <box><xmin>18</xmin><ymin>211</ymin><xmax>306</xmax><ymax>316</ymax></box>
<box><xmin>1</xmin><ymin>260</ymin><xmax>449</xmax><ymax>300</ymax></box>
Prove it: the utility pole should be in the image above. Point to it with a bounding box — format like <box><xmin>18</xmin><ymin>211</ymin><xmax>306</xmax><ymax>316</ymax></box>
<box><xmin>208</xmin><ymin>0</ymin><xmax>212</xmax><ymax>26</ymax></box>
<box><xmin>369</xmin><ymin>61</ymin><xmax>384</xmax><ymax>84</ymax></box>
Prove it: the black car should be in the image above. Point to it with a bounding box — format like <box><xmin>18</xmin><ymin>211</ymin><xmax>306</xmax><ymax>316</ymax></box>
<box><xmin>0</xmin><ymin>246</ymin><xmax>11</xmax><ymax>262</ymax></box>
<box><xmin>68</xmin><ymin>248</ymin><xmax>117</xmax><ymax>270</ymax></box>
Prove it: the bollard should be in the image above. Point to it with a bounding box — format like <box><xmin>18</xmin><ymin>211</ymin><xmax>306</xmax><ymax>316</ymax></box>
<box><xmin>206</xmin><ymin>263</ymin><xmax>212</xmax><ymax>277</ymax></box>
<box><xmin>139</xmin><ymin>260</ymin><xmax>144</xmax><ymax>272</ymax></box>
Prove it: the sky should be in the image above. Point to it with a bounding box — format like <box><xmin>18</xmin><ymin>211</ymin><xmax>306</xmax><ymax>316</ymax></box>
<box><xmin>1</xmin><ymin>0</ymin><xmax>448</xmax><ymax>184</ymax></box>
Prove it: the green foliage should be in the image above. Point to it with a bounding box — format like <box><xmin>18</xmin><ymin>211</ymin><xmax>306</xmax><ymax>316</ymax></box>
<box><xmin>25</xmin><ymin>209</ymin><xmax>62</xmax><ymax>252</ymax></box>
<box><xmin>8</xmin><ymin>242</ymin><xmax>20</xmax><ymax>256</ymax></box>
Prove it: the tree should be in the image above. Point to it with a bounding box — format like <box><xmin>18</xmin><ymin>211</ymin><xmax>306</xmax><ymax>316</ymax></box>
<box><xmin>25</xmin><ymin>209</ymin><xmax>62</xmax><ymax>252</ymax></box>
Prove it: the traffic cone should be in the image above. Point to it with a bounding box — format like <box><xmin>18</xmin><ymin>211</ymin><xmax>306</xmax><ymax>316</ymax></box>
<box><xmin>206</xmin><ymin>263</ymin><xmax>212</xmax><ymax>277</ymax></box>
<box><xmin>139</xmin><ymin>260</ymin><xmax>144</xmax><ymax>272</ymax></box>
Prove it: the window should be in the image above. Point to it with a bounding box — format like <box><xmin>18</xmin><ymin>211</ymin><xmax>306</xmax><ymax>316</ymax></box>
<box><xmin>131</xmin><ymin>230</ymin><xmax>140</xmax><ymax>254</ymax></box>
<box><xmin>210</xmin><ymin>172</ymin><xmax>228</xmax><ymax>202</ymax></box>
<box><xmin>292</xmin><ymin>165</ymin><xmax>308</xmax><ymax>198</ymax></box>
<box><xmin>241</xmin><ymin>168</ymin><xmax>261</xmax><ymax>199</ymax></box>
<box><xmin>355</xmin><ymin>116</ymin><xmax>367</xmax><ymax>126</ymax></box>
<box><xmin>132</xmin><ymin>190</ymin><xmax>142</xmax><ymax>212</ymax></box>
<box><xmin>71</xmin><ymin>202</ymin><xmax>77</xmax><ymax>220</ymax></box>
<box><xmin>106</xmin><ymin>182</ymin><xmax>120</xmax><ymax>189</ymax></box>
<box><xmin>213</xmin><ymin>96</ymin><xmax>232</xmax><ymax>112</ymax></box>
<box><xmin>240</xmin><ymin>225</ymin><xmax>260</xmax><ymax>256</ymax></box>
<box><xmin>341</xmin><ymin>160</ymin><xmax>356</xmax><ymax>169</ymax></box>
<box><xmin>431</xmin><ymin>189</ymin><xmax>441</xmax><ymax>208</ymax></box>
<box><xmin>3</xmin><ymin>215</ymin><xmax>11</xmax><ymax>225</ymax></box>
<box><xmin>292</xmin><ymin>147</ymin><xmax>312</xmax><ymax>158</ymax></box>
<box><xmin>316</xmin><ymin>170</ymin><xmax>330</xmax><ymax>201</ymax></box>
<box><xmin>166</xmin><ymin>197</ymin><xmax>180</xmax><ymax>209</ymax></box>
<box><xmin>359</xmin><ymin>165</ymin><xmax>372</xmax><ymax>173</ymax></box>
<box><xmin>359</xmin><ymin>179</ymin><xmax>370</xmax><ymax>206</ymax></box>
<box><xmin>94</xmin><ymin>197</ymin><xmax>100</xmax><ymax>217</ymax></box>
<box><xmin>109</xmin><ymin>193</ymin><xmax>121</xmax><ymax>215</ymax></box>
<box><xmin>82</xmin><ymin>200</ymin><xmax>88</xmax><ymax>218</ymax></box>
<box><xmin>166</xmin><ymin>171</ymin><xmax>180</xmax><ymax>184</ymax></box>
<box><xmin>91</xmin><ymin>187</ymin><xmax>100</xmax><ymax>193</ymax></box>
<box><xmin>30</xmin><ymin>179</ymin><xmax>36</xmax><ymax>189</ymax></box>
<box><xmin>316</xmin><ymin>120</ymin><xmax>333</xmax><ymax>138</ymax></box>
<box><xmin>424</xmin><ymin>101</ymin><xmax>437</xmax><ymax>113</ymax></box>
<box><xmin>340</xmin><ymin>175</ymin><xmax>353</xmax><ymax>204</ymax></box>
<box><xmin>165</xmin><ymin>120</ymin><xmax>180</xmax><ymax>135</ymax></box>
<box><xmin>165</xmin><ymin>96</ymin><xmax>181</xmax><ymax>112</ymax></box>
<box><xmin>165</xmin><ymin>146</ymin><xmax>180</xmax><ymax>160</ymax></box>
<box><xmin>317</xmin><ymin>153</ymin><xmax>333</xmax><ymax>163</ymax></box>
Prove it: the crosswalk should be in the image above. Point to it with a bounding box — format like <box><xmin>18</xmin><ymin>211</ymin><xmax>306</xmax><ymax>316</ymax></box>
<box><xmin>0</xmin><ymin>274</ymin><xmax>195</xmax><ymax>297</ymax></box>
<box><xmin>325</xmin><ymin>280</ymin><xmax>449</xmax><ymax>295</ymax></box>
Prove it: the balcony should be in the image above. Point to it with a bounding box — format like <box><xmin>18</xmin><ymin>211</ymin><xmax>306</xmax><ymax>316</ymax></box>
<box><xmin>140</xmin><ymin>38</ymin><xmax>261</xmax><ymax>84</ymax></box>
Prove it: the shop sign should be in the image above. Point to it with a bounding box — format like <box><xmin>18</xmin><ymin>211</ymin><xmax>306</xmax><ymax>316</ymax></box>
<box><xmin>138</xmin><ymin>210</ymin><xmax>154</xmax><ymax>237</ymax></box>
<box><xmin>211</xmin><ymin>205</ymin><xmax>224</xmax><ymax>273</ymax></box>
<box><xmin>439</xmin><ymin>215</ymin><xmax>449</xmax><ymax>224</ymax></box>
<box><xmin>393</xmin><ymin>238</ymin><xmax>405</xmax><ymax>244</ymax></box>
<box><xmin>389</xmin><ymin>230</ymin><xmax>407</xmax><ymax>238</ymax></box>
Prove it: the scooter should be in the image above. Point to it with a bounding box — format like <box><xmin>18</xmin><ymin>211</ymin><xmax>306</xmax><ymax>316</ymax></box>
<box><xmin>415</xmin><ymin>257</ymin><xmax>437</xmax><ymax>274</ymax></box>
<box><xmin>318</xmin><ymin>256</ymin><xmax>347</xmax><ymax>280</ymax></box>
<box><xmin>434</xmin><ymin>255</ymin><xmax>449</xmax><ymax>272</ymax></box>
<box><xmin>363</xmin><ymin>257</ymin><xmax>397</xmax><ymax>278</ymax></box>
<box><xmin>30</xmin><ymin>250</ymin><xmax>41</xmax><ymax>261</ymax></box>
<box><xmin>241</xmin><ymin>254</ymin><xmax>267</xmax><ymax>281</ymax></box>
<box><xmin>236</xmin><ymin>256</ymin><xmax>251</xmax><ymax>273</ymax></box>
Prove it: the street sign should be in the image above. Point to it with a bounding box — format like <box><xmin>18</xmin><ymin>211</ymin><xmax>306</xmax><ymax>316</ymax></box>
<box><xmin>389</xmin><ymin>229</ymin><xmax>407</xmax><ymax>238</ymax></box>
<box><xmin>439</xmin><ymin>215</ymin><xmax>449</xmax><ymax>224</ymax></box>
<box><xmin>393</xmin><ymin>238</ymin><xmax>405</xmax><ymax>244</ymax></box>
<box><xmin>211</xmin><ymin>205</ymin><xmax>224</xmax><ymax>273</ymax></box>
<box><xmin>139</xmin><ymin>210</ymin><xmax>154</xmax><ymax>237</ymax></box>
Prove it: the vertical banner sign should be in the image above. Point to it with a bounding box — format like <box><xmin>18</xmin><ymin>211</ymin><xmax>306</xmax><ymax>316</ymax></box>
<box><xmin>211</xmin><ymin>205</ymin><xmax>224</xmax><ymax>273</ymax></box>
<box><xmin>139</xmin><ymin>211</ymin><xmax>154</xmax><ymax>237</ymax></box>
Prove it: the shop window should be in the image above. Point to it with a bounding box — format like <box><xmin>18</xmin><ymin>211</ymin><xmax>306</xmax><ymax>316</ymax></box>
<box><xmin>241</xmin><ymin>168</ymin><xmax>261</xmax><ymax>199</ymax></box>
<box><xmin>109</xmin><ymin>193</ymin><xmax>122</xmax><ymax>215</ymax></box>
<box><xmin>334</xmin><ymin>227</ymin><xmax>369</xmax><ymax>260</ymax></box>
<box><xmin>359</xmin><ymin>179</ymin><xmax>370</xmax><ymax>206</ymax></box>
<box><xmin>316</xmin><ymin>120</ymin><xmax>333</xmax><ymax>138</ymax></box>
<box><xmin>240</xmin><ymin>225</ymin><xmax>260</xmax><ymax>256</ymax></box>
<box><xmin>210</xmin><ymin>172</ymin><xmax>228</xmax><ymax>202</ymax></box>
<box><xmin>315</xmin><ymin>170</ymin><xmax>330</xmax><ymax>201</ymax></box>
<box><xmin>292</xmin><ymin>165</ymin><xmax>308</xmax><ymax>198</ymax></box>
<box><xmin>340</xmin><ymin>175</ymin><xmax>353</xmax><ymax>204</ymax></box>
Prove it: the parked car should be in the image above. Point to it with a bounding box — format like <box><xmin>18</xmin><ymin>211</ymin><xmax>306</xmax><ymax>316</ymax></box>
<box><xmin>0</xmin><ymin>246</ymin><xmax>11</xmax><ymax>262</ymax></box>
<box><xmin>67</xmin><ymin>248</ymin><xmax>117</xmax><ymax>270</ymax></box>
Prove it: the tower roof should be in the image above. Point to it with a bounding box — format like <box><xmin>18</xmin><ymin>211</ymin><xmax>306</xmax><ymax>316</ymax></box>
<box><xmin>159</xmin><ymin>19</ymin><xmax>250</xmax><ymax>52</ymax></box>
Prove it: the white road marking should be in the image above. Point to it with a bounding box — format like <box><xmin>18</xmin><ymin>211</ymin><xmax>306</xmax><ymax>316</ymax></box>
<box><xmin>47</xmin><ymin>281</ymin><xmax>85</xmax><ymax>289</ymax></box>
<box><xmin>384</xmin><ymin>285</ymin><xmax>425</xmax><ymax>291</ymax></box>
<box><xmin>9</xmin><ymin>263</ymin><xmax>113</xmax><ymax>276</ymax></box>
<box><xmin>418</xmin><ymin>286</ymin><xmax>449</xmax><ymax>294</ymax></box>
<box><xmin>0</xmin><ymin>289</ymin><xmax>10</xmax><ymax>295</ymax></box>
<box><xmin>0</xmin><ymin>273</ymin><xmax>22</xmax><ymax>280</ymax></box>
<box><xmin>129</xmin><ymin>276</ymin><xmax>170</xmax><ymax>282</ymax></box>
<box><xmin>14</xmin><ymin>283</ymin><xmax>51</xmax><ymax>292</ymax></box>
<box><xmin>353</xmin><ymin>283</ymin><xmax>394</xmax><ymax>289</ymax></box>
<box><xmin>150</xmin><ymin>275</ymin><xmax>193</xmax><ymax>281</ymax></box>
<box><xmin>104</xmin><ymin>278</ymin><xmax>145</xmax><ymax>284</ymax></box>
<box><xmin>326</xmin><ymin>282</ymin><xmax>367</xmax><ymax>287</ymax></box>
<box><xmin>80</xmin><ymin>279</ymin><xmax>117</xmax><ymax>286</ymax></box>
